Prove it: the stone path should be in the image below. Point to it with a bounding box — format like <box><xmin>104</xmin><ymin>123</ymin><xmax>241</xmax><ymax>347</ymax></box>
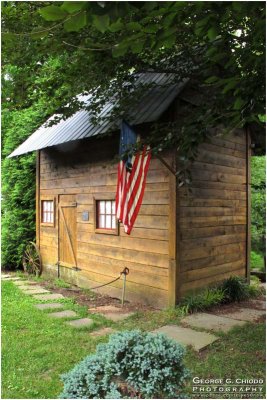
<box><xmin>66</xmin><ymin>318</ymin><xmax>94</xmax><ymax>328</ymax></box>
<box><xmin>153</xmin><ymin>325</ymin><xmax>218</xmax><ymax>352</ymax></box>
<box><xmin>5</xmin><ymin>277</ymin><xmax>98</xmax><ymax>331</ymax></box>
<box><xmin>35</xmin><ymin>303</ymin><xmax>65</xmax><ymax>310</ymax></box>
<box><xmin>14</xmin><ymin>281</ymin><xmax>39</xmax><ymax>286</ymax></box>
<box><xmin>33</xmin><ymin>293</ymin><xmax>64</xmax><ymax>301</ymax></box>
<box><xmin>49</xmin><ymin>310</ymin><xmax>78</xmax><ymax>319</ymax></box>
<box><xmin>154</xmin><ymin>300</ymin><xmax>266</xmax><ymax>351</ymax></box>
<box><xmin>4</xmin><ymin>275</ymin><xmax>266</xmax><ymax>347</ymax></box>
<box><xmin>21</xmin><ymin>288</ymin><xmax>51</xmax><ymax>295</ymax></box>
<box><xmin>217</xmin><ymin>308</ymin><xmax>265</xmax><ymax>322</ymax></box>
<box><xmin>89</xmin><ymin>305</ymin><xmax>134</xmax><ymax>322</ymax></box>
<box><xmin>90</xmin><ymin>327</ymin><xmax>116</xmax><ymax>337</ymax></box>
<box><xmin>1</xmin><ymin>274</ymin><xmax>11</xmax><ymax>279</ymax></box>
<box><xmin>2</xmin><ymin>276</ymin><xmax>21</xmax><ymax>281</ymax></box>
<box><xmin>246</xmin><ymin>299</ymin><xmax>266</xmax><ymax>310</ymax></box>
<box><xmin>181</xmin><ymin>312</ymin><xmax>246</xmax><ymax>333</ymax></box>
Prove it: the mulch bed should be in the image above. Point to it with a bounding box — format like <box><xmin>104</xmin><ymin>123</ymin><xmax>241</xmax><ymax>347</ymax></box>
<box><xmin>37</xmin><ymin>279</ymin><xmax>156</xmax><ymax>313</ymax></box>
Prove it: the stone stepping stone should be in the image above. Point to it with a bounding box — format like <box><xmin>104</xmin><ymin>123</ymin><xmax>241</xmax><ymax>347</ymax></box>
<box><xmin>181</xmin><ymin>312</ymin><xmax>246</xmax><ymax>333</ymax></box>
<box><xmin>244</xmin><ymin>299</ymin><xmax>266</xmax><ymax>310</ymax></box>
<box><xmin>219</xmin><ymin>308</ymin><xmax>265</xmax><ymax>322</ymax></box>
<box><xmin>90</xmin><ymin>327</ymin><xmax>116</xmax><ymax>337</ymax></box>
<box><xmin>49</xmin><ymin>310</ymin><xmax>78</xmax><ymax>319</ymax></box>
<box><xmin>1</xmin><ymin>274</ymin><xmax>11</xmax><ymax>279</ymax></box>
<box><xmin>21</xmin><ymin>288</ymin><xmax>51</xmax><ymax>295</ymax></box>
<box><xmin>33</xmin><ymin>293</ymin><xmax>64</xmax><ymax>301</ymax></box>
<box><xmin>17</xmin><ymin>285</ymin><xmax>38</xmax><ymax>290</ymax></box>
<box><xmin>89</xmin><ymin>305</ymin><xmax>134</xmax><ymax>322</ymax></box>
<box><xmin>153</xmin><ymin>325</ymin><xmax>218</xmax><ymax>352</ymax></box>
<box><xmin>66</xmin><ymin>318</ymin><xmax>93</xmax><ymax>328</ymax></box>
<box><xmin>35</xmin><ymin>303</ymin><xmax>65</xmax><ymax>310</ymax></box>
<box><xmin>14</xmin><ymin>280</ymin><xmax>38</xmax><ymax>286</ymax></box>
<box><xmin>2</xmin><ymin>277</ymin><xmax>21</xmax><ymax>281</ymax></box>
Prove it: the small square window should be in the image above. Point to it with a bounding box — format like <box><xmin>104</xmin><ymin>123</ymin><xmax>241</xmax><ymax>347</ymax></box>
<box><xmin>95</xmin><ymin>199</ymin><xmax>118</xmax><ymax>235</ymax></box>
<box><xmin>41</xmin><ymin>199</ymin><xmax>55</xmax><ymax>226</ymax></box>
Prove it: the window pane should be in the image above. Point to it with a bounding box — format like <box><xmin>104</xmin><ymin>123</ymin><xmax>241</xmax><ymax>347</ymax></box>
<box><xmin>99</xmin><ymin>215</ymin><xmax>105</xmax><ymax>228</ymax></box>
<box><xmin>42</xmin><ymin>200</ymin><xmax>54</xmax><ymax>223</ymax></box>
<box><xmin>112</xmin><ymin>201</ymin><xmax>115</xmax><ymax>215</ymax></box>
<box><xmin>99</xmin><ymin>201</ymin><xmax>105</xmax><ymax>214</ymax></box>
<box><xmin>106</xmin><ymin>201</ymin><xmax>111</xmax><ymax>214</ymax></box>
<box><xmin>106</xmin><ymin>215</ymin><xmax>111</xmax><ymax>228</ymax></box>
<box><xmin>112</xmin><ymin>216</ymin><xmax>116</xmax><ymax>229</ymax></box>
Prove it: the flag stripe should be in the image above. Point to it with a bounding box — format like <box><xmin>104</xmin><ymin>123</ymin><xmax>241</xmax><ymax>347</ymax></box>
<box><xmin>115</xmin><ymin>122</ymin><xmax>151</xmax><ymax>235</ymax></box>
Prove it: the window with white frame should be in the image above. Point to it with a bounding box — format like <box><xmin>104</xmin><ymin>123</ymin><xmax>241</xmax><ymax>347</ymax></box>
<box><xmin>95</xmin><ymin>200</ymin><xmax>117</xmax><ymax>232</ymax></box>
<box><xmin>41</xmin><ymin>200</ymin><xmax>54</xmax><ymax>225</ymax></box>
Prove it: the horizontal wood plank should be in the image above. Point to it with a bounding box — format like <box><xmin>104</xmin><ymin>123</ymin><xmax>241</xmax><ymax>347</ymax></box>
<box><xmin>78</xmin><ymin>259</ymin><xmax>168</xmax><ymax>290</ymax></box>
<box><xmin>180</xmin><ymin>224</ymin><xmax>246</xmax><ymax>240</ymax></box>
<box><xmin>77</xmin><ymin>242</ymin><xmax>169</xmax><ymax>269</ymax></box>
<box><xmin>199</xmin><ymin>142</ymin><xmax>246</xmax><ymax>159</ymax></box>
<box><xmin>181</xmin><ymin>252</ymin><xmax>245</xmax><ymax>272</ymax></box>
<box><xmin>181</xmin><ymin>242</ymin><xmax>246</xmax><ymax>261</ymax></box>
<box><xmin>180</xmin><ymin>268</ymin><xmax>245</xmax><ymax>296</ymax></box>
<box><xmin>77</xmin><ymin>232</ymin><xmax>169</xmax><ymax>255</ymax></box>
<box><xmin>180</xmin><ymin>215</ymin><xmax>246</xmax><ymax>228</ymax></box>
<box><xmin>78</xmin><ymin>252</ymin><xmax>169</xmax><ymax>276</ymax></box>
<box><xmin>181</xmin><ymin>259</ymin><xmax>245</xmax><ymax>283</ymax></box>
<box><xmin>180</xmin><ymin>206</ymin><xmax>246</xmax><ymax>217</ymax></box>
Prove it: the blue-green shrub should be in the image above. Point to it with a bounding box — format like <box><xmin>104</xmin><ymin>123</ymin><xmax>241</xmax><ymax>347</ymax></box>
<box><xmin>59</xmin><ymin>330</ymin><xmax>190</xmax><ymax>399</ymax></box>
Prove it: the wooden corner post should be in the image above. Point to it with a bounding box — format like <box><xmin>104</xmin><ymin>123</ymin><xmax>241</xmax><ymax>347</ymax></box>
<box><xmin>168</xmin><ymin>151</ymin><xmax>179</xmax><ymax>307</ymax></box>
<box><xmin>36</xmin><ymin>150</ymin><xmax>40</xmax><ymax>248</ymax></box>
<box><xmin>246</xmin><ymin>127</ymin><xmax>251</xmax><ymax>283</ymax></box>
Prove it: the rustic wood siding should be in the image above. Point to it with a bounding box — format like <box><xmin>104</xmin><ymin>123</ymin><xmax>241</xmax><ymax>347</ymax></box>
<box><xmin>178</xmin><ymin>130</ymin><xmax>248</xmax><ymax>297</ymax></box>
<box><xmin>39</xmin><ymin>137</ymin><xmax>171</xmax><ymax>307</ymax></box>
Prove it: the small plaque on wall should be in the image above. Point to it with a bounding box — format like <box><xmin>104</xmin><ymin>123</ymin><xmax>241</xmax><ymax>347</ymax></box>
<box><xmin>82</xmin><ymin>211</ymin><xmax>89</xmax><ymax>221</ymax></box>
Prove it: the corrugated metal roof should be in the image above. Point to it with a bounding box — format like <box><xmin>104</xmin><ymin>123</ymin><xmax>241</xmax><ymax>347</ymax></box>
<box><xmin>9</xmin><ymin>72</ymin><xmax>187</xmax><ymax>157</ymax></box>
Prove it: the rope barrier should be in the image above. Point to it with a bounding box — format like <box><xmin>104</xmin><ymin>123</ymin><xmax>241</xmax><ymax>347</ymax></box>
<box><xmin>89</xmin><ymin>267</ymin><xmax>129</xmax><ymax>290</ymax></box>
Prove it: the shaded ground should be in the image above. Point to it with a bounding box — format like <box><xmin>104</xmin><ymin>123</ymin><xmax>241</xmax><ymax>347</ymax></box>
<box><xmin>30</xmin><ymin>276</ymin><xmax>157</xmax><ymax>313</ymax></box>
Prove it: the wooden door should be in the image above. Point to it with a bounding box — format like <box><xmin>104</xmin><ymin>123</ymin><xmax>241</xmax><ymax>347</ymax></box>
<box><xmin>59</xmin><ymin>194</ymin><xmax>77</xmax><ymax>268</ymax></box>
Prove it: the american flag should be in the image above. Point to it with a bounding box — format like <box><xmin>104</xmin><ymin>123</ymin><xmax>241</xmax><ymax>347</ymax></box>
<box><xmin>116</xmin><ymin>121</ymin><xmax>151</xmax><ymax>235</ymax></box>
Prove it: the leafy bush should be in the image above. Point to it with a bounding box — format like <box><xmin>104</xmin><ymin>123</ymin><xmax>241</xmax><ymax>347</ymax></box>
<box><xmin>1</xmin><ymin>104</ymin><xmax>49</xmax><ymax>270</ymax></box>
<box><xmin>220</xmin><ymin>276</ymin><xmax>250</xmax><ymax>303</ymax></box>
<box><xmin>251</xmin><ymin>250</ymin><xmax>265</xmax><ymax>271</ymax></box>
<box><xmin>59</xmin><ymin>330</ymin><xmax>190</xmax><ymax>399</ymax></box>
<box><xmin>180</xmin><ymin>287</ymin><xmax>225</xmax><ymax>313</ymax></box>
<box><xmin>248</xmin><ymin>275</ymin><xmax>263</xmax><ymax>297</ymax></box>
<box><xmin>251</xmin><ymin>156</ymin><xmax>266</xmax><ymax>256</ymax></box>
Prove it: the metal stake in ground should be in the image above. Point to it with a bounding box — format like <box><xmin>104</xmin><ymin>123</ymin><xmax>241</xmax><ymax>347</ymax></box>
<box><xmin>121</xmin><ymin>267</ymin><xmax>129</xmax><ymax>307</ymax></box>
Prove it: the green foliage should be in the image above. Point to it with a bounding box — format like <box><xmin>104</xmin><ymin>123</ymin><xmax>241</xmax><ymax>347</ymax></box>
<box><xmin>1</xmin><ymin>103</ymin><xmax>49</xmax><ymax>269</ymax></box>
<box><xmin>248</xmin><ymin>275</ymin><xmax>262</xmax><ymax>298</ymax></box>
<box><xmin>2</xmin><ymin>1</ymin><xmax>265</xmax><ymax>156</ymax></box>
<box><xmin>59</xmin><ymin>330</ymin><xmax>190</xmax><ymax>399</ymax></box>
<box><xmin>251</xmin><ymin>250</ymin><xmax>265</xmax><ymax>272</ymax></box>
<box><xmin>220</xmin><ymin>276</ymin><xmax>250</xmax><ymax>303</ymax></box>
<box><xmin>180</xmin><ymin>287</ymin><xmax>225</xmax><ymax>313</ymax></box>
<box><xmin>54</xmin><ymin>279</ymin><xmax>72</xmax><ymax>289</ymax></box>
<box><xmin>251</xmin><ymin>156</ymin><xmax>266</xmax><ymax>256</ymax></box>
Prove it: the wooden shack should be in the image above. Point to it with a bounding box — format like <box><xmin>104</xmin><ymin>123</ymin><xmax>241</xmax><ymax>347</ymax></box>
<box><xmin>9</xmin><ymin>74</ymin><xmax>251</xmax><ymax>308</ymax></box>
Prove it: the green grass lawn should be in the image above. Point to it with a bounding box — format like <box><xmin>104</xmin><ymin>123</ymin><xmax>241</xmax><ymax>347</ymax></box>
<box><xmin>251</xmin><ymin>250</ymin><xmax>265</xmax><ymax>271</ymax></box>
<box><xmin>1</xmin><ymin>280</ymin><xmax>266</xmax><ymax>399</ymax></box>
